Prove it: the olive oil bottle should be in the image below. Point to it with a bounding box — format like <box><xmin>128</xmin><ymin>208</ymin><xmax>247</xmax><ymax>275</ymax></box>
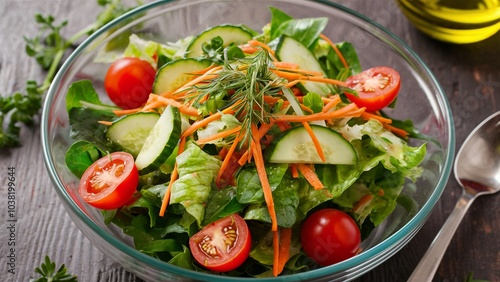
<box><xmin>397</xmin><ymin>0</ymin><xmax>500</xmax><ymax>43</ymax></box>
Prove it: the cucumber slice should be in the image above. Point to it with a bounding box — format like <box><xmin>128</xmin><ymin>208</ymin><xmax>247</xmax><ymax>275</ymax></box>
<box><xmin>135</xmin><ymin>105</ymin><xmax>181</xmax><ymax>174</ymax></box>
<box><xmin>186</xmin><ymin>24</ymin><xmax>253</xmax><ymax>58</ymax></box>
<box><xmin>106</xmin><ymin>112</ymin><xmax>160</xmax><ymax>157</ymax></box>
<box><xmin>267</xmin><ymin>125</ymin><xmax>357</xmax><ymax>164</ymax></box>
<box><xmin>275</xmin><ymin>35</ymin><xmax>332</xmax><ymax>96</ymax></box>
<box><xmin>152</xmin><ymin>58</ymin><xmax>212</xmax><ymax>94</ymax></box>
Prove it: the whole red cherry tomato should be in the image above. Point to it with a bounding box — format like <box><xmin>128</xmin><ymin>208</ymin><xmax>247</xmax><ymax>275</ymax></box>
<box><xmin>300</xmin><ymin>209</ymin><xmax>361</xmax><ymax>266</ymax></box>
<box><xmin>104</xmin><ymin>57</ymin><xmax>156</xmax><ymax>109</ymax></box>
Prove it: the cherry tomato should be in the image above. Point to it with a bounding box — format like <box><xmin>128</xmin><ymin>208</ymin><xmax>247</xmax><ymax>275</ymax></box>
<box><xmin>79</xmin><ymin>152</ymin><xmax>139</xmax><ymax>210</ymax></box>
<box><xmin>344</xmin><ymin>66</ymin><xmax>401</xmax><ymax>112</ymax></box>
<box><xmin>300</xmin><ymin>209</ymin><xmax>361</xmax><ymax>266</ymax></box>
<box><xmin>104</xmin><ymin>57</ymin><xmax>156</xmax><ymax>109</ymax></box>
<box><xmin>189</xmin><ymin>214</ymin><xmax>251</xmax><ymax>272</ymax></box>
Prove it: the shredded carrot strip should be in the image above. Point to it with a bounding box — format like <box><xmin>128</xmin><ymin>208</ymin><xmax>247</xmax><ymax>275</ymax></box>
<box><xmin>148</xmin><ymin>94</ymin><xmax>199</xmax><ymax>116</ymax></box>
<box><xmin>181</xmin><ymin>104</ymin><xmax>239</xmax><ymax>139</ymax></box>
<box><xmin>275</xmin><ymin>227</ymin><xmax>292</xmax><ymax>276</ymax></box>
<box><xmin>301</xmin><ymin>76</ymin><xmax>348</xmax><ymax>87</ymax></box>
<box><xmin>272</xmin><ymin>103</ymin><xmax>364</xmax><ymax>123</ymax></box>
<box><xmin>196</xmin><ymin>125</ymin><xmax>242</xmax><ymax>145</ymax></box>
<box><xmin>320</xmin><ymin>33</ymin><xmax>349</xmax><ymax>69</ymax></box>
<box><xmin>113</xmin><ymin>107</ymin><xmax>141</xmax><ymax>116</ymax></box>
<box><xmin>301</xmin><ymin>122</ymin><xmax>326</xmax><ymax>162</ymax></box>
<box><xmin>271</xmin><ymin>69</ymin><xmax>305</xmax><ymax>81</ymax></box>
<box><xmin>237</xmin><ymin>122</ymin><xmax>274</xmax><ymax>166</ymax></box>
<box><xmin>296</xmin><ymin>163</ymin><xmax>324</xmax><ymax>190</ymax></box>
<box><xmin>97</xmin><ymin>120</ymin><xmax>113</xmax><ymax>126</ymax></box>
<box><xmin>378</xmin><ymin>188</ymin><xmax>385</xmax><ymax>196</ymax></box>
<box><xmin>361</xmin><ymin>111</ymin><xmax>392</xmax><ymax>124</ymax></box>
<box><xmin>240</xmin><ymin>44</ymin><xmax>259</xmax><ymax>54</ymax></box>
<box><xmin>190</xmin><ymin>64</ymin><xmax>218</xmax><ymax>75</ymax></box>
<box><xmin>383</xmin><ymin>123</ymin><xmax>409</xmax><ymax>139</ymax></box>
<box><xmin>218</xmin><ymin>147</ymin><xmax>229</xmax><ymax>159</ymax></box>
<box><xmin>216</xmin><ymin>131</ymin><xmax>244</xmax><ymax>185</ymax></box>
<box><xmin>284</xmin><ymin>80</ymin><xmax>301</xmax><ymax>88</ymax></box>
<box><xmin>140</xmin><ymin>100</ymin><xmax>164</xmax><ymax>112</ymax></box>
<box><xmin>162</xmin><ymin>66</ymin><xmax>222</xmax><ymax>98</ymax></box>
<box><xmin>248</xmin><ymin>40</ymin><xmax>276</xmax><ymax>58</ymax></box>
<box><xmin>290</xmin><ymin>164</ymin><xmax>299</xmax><ymax>178</ymax></box>
<box><xmin>251</xmin><ymin>124</ymin><xmax>278</xmax><ymax>231</ymax></box>
<box><xmin>321</xmin><ymin>95</ymin><xmax>342</xmax><ymax>113</ymax></box>
<box><xmin>159</xmin><ymin>137</ymin><xmax>187</xmax><ymax>217</ymax></box>
<box><xmin>353</xmin><ymin>194</ymin><xmax>374</xmax><ymax>212</ymax></box>
<box><xmin>159</xmin><ymin>164</ymin><xmax>178</xmax><ymax>217</ymax></box>
<box><xmin>273</xmin><ymin>61</ymin><xmax>299</xmax><ymax>69</ymax></box>
<box><xmin>272</xmin><ymin>67</ymin><xmax>324</xmax><ymax>77</ymax></box>
<box><xmin>299</xmin><ymin>104</ymin><xmax>314</xmax><ymax>114</ymax></box>
<box><xmin>272</xmin><ymin>230</ymin><xmax>280</xmax><ymax>276</ymax></box>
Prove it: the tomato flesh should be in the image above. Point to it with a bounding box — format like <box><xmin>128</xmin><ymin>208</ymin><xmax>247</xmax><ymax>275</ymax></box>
<box><xmin>300</xmin><ymin>209</ymin><xmax>361</xmax><ymax>266</ymax></box>
<box><xmin>189</xmin><ymin>214</ymin><xmax>251</xmax><ymax>272</ymax></box>
<box><xmin>79</xmin><ymin>152</ymin><xmax>139</xmax><ymax>210</ymax></box>
<box><xmin>345</xmin><ymin>66</ymin><xmax>401</xmax><ymax>112</ymax></box>
<box><xmin>104</xmin><ymin>57</ymin><xmax>156</xmax><ymax>109</ymax></box>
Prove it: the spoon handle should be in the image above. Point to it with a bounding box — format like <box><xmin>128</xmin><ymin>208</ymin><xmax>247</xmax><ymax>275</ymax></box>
<box><xmin>408</xmin><ymin>191</ymin><xmax>475</xmax><ymax>282</ymax></box>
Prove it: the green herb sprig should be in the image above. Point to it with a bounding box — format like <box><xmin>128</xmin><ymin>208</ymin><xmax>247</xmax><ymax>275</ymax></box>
<box><xmin>192</xmin><ymin>48</ymin><xmax>285</xmax><ymax>147</ymax></box>
<box><xmin>29</xmin><ymin>255</ymin><xmax>78</xmax><ymax>282</ymax></box>
<box><xmin>0</xmin><ymin>0</ymin><xmax>144</xmax><ymax>150</ymax></box>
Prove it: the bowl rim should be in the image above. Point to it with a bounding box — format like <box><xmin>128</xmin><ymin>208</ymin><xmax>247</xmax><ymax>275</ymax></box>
<box><xmin>41</xmin><ymin>0</ymin><xmax>455</xmax><ymax>280</ymax></box>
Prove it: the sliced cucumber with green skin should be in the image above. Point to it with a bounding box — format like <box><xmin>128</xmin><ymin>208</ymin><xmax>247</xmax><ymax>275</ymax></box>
<box><xmin>267</xmin><ymin>124</ymin><xmax>357</xmax><ymax>164</ymax></box>
<box><xmin>275</xmin><ymin>35</ymin><xmax>332</xmax><ymax>96</ymax></box>
<box><xmin>106</xmin><ymin>112</ymin><xmax>160</xmax><ymax>157</ymax></box>
<box><xmin>135</xmin><ymin>105</ymin><xmax>181</xmax><ymax>174</ymax></box>
<box><xmin>152</xmin><ymin>58</ymin><xmax>212</xmax><ymax>94</ymax></box>
<box><xmin>185</xmin><ymin>24</ymin><xmax>253</xmax><ymax>58</ymax></box>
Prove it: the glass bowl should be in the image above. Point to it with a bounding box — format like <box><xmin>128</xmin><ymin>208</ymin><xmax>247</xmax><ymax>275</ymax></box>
<box><xmin>41</xmin><ymin>0</ymin><xmax>455</xmax><ymax>281</ymax></box>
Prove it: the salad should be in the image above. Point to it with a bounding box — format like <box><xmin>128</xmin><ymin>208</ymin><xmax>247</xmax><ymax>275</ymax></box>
<box><xmin>64</xmin><ymin>7</ymin><xmax>426</xmax><ymax>278</ymax></box>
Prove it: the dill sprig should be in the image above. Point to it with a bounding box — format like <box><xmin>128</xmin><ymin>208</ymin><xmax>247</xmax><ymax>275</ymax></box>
<box><xmin>192</xmin><ymin>49</ymin><xmax>285</xmax><ymax>146</ymax></box>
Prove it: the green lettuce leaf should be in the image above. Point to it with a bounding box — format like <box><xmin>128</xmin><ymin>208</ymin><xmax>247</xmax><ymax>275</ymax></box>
<box><xmin>169</xmin><ymin>141</ymin><xmax>222</xmax><ymax>226</ymax></box>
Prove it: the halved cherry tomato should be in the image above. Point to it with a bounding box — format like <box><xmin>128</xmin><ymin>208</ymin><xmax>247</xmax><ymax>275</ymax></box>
<box><xmin>300</xmin><ymin>209</ymin><xmax>361</xmax><ymax>266</ymax></box>
<box><xmin>79</xmin><ymin>152</ymin><xmax>139</xmax><ymax>210</ymax></box>
<box><xmin>104</xmin><ymin>57</ymin><xmax>156</xmax><ymax>109</ymax></box>
<box><xmin>344</xmin><ymin>66</ymin><xmax>401</xmax><ymax>112</ymax></box>
<box><xmin>189</xmin><ymin>214</ymin><xmax>251</xmax><ymax>272</ymax></box>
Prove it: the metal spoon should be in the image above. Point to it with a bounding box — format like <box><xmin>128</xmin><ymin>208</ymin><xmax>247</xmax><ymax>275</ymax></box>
<box><xmin>408</xmin><ymin>111</ymin><xmax>500</xmax><ymax>282</ymax></box>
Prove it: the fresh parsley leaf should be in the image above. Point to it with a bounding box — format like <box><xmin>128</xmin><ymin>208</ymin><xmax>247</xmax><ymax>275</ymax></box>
<box><xmin>29</xmin><ymin>255</ymin><xmax>78</xmax><ymax>282</ymax></box>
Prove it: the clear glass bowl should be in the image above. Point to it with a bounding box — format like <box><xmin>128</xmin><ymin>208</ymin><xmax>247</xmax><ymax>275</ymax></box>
<box><xmin>41</xmin><ymin>0</ymin><xmax>455</xmax><ymax>281</ymax></box>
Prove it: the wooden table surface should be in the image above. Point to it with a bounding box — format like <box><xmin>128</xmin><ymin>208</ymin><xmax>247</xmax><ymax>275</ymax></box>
<box><xmin>1</xmin><ymin>1</ymin><xmax>499</xmax><ymax>281</ymax></box>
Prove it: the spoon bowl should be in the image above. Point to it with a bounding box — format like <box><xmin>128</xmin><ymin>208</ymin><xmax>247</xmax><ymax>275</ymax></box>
<box><xmin>409</xmin><ymin>111</ymin><xmax>500</xmax><ymax>281</ymax></box>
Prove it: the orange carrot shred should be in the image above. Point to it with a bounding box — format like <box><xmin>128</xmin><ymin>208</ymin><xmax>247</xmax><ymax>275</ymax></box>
<box><xmin>159</xmin><ymin>164</ymin><xmax>178</xmax><ymax>217</ymax></box>
<box><xmin>216</xmin><ymin>131</ymin><xmax>244</xmax><ymax>185</ymax></box>
<box><xmin>301</xmin><ymin>122</ymin><xmax>326</xmax><ymax>162</ymax></box>
<box><xmin>383</xmin><ymin>123</ymin><xmax>409</xmax><ymax>139</ymax></box>
<box><xmin>352</xmin><ymin>194</ymin><xmax>374</xmax><ymax>212</ymax></box>
<box><xmin>272</xmin><ymin>230</ymin><xmax>280</xmax><ymax>276</ymax></box>
<box><xmin>361</xmin><ymin>111</ymin><xmax>392</xmax><ymax>124</ymax></box>
<box><xmin>275</xmin><ymin>227</ymin><xmax>292</xmax><ymax>276</ymax></box>
<box><xmin>290</xmin><ymin>164</ymin><xmax>299</xmax><ymax>178</ymax></box>
<box><xmin>251</xmin><ymin>124</ymin><xmax>278</xmax><ymax>232</ymax></box>
<box><xmin>248</xmin><ymin>40</ymin><xmax>276</xmax><ymax>58</ymax></box>
<box><xmin>296</xmin><ymin>163</ymin><xmax>324</xmax><ymax>190</ymax></box>
<box><xmin>97</xmin><ymin>120</ymin><xmax>113</xmax><ymax>126</ymax></box>
<box><xmin>196</xmin><ymin>125</ymin><xmax>242</xmax><ymax>145</ymax></box>
<box><xmin>113</xmin><ymin>107</ymin><xmax>141</xmax><ymax>116</ymax></box>
<box><xmin>320</xmin><ymin>34</ymin><xmax>349</xmax><ymax>69</ymax></box>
